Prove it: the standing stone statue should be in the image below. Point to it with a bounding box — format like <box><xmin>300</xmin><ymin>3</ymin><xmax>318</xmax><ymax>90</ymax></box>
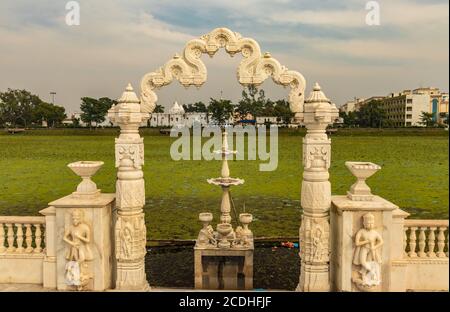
<box><xmin>352</xmin><ymin>213</ymin><xmax>383</xmax><ymax>289</ymax></box>
<box><xmin>63</xmin><ymin>209</ymin><xmax>93</xmax><ymax>290</ymax></box>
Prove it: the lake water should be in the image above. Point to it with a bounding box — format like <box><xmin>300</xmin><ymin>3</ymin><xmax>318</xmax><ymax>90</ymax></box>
<box><xmin>145</xmin><ymin>242</ymin><xmax>300</xmax><ymax>290</ymax></box>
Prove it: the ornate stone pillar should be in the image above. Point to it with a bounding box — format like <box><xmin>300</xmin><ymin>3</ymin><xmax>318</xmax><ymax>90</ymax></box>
<box><xmin>108</xmin><ymin>84</ymin><xmax>150</xmax><ymax>290</ymax></box>
<box><xmin>296</xmin><ymin>83</ymin><xmax>339</xmax><ymax>292</ymax></box>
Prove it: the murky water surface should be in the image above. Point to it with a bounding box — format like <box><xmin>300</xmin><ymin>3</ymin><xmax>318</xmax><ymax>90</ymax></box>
<box><xmin>145</xmin><ymin>242</ymin><xmax>300</xmax><ymax>290</ymax></box>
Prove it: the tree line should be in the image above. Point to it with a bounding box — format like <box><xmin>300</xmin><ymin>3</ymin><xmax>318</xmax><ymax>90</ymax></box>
<box><xmin>0</xmin><ymin>89</ymin><xmax>117</xmax><ymax>129</ymax></box>
<box><xmin>0</xmin><ymin>89</ymin><xmax>66</xmax><ymax>128</ymax></box>
<box><xmin>172</xmin><ymin>85</ymin><xmax>294</xmax><ymax>125</ymax></box>
<box><xmin>0</xmin><ymin>85</ymin><xmax>294</xmax><ymax>129</ymax></box>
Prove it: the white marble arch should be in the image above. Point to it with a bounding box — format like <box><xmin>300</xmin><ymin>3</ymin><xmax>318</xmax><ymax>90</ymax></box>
<box><xmin>140</xmin><ymin>27</ymin><xmax>306</xmax><ymax>122</ymax></box>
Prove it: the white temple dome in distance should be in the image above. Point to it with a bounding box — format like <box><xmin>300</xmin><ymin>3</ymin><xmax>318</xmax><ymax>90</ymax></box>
<box><xmin>169</xmin><ymin>101</ymin><xmax>185</xmax><ymax>114</ymax></box>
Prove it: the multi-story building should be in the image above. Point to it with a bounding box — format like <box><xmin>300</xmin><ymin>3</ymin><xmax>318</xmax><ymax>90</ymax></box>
<box><xmin>359</xmin><ymin>96</ymin><xmax>385</xmax><ymax>108</ymax></box>
<box><xmin>378</xmin><ymin>91</ymin><xmax>429</xmax><ymax>127</ymax></box>
<box><xmin>340</xmin><ymin>98</ymin><xmax>363</xmax><ymax>113</ymax></box>
<box><xmin>340</xmin><ymin>97</ymin><xmax>384</xmax><ymax>113</ymax></box>
<box><xmin>439</xmin><ymin>93</ymin><xmax>449</xmax><ymax>124</ymax></box>
<box><xmin>413</xmin><ymin>87</ymin><xmax>448</xmax><ymax>124</ymax></box>
<box><xmin>342</xmin><ymin>87</ymin><xmax>448</xmax><ymax>126</ymax></box>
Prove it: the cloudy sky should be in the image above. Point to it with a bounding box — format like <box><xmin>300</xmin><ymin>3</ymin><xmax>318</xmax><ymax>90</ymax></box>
<box><xmin>0</xmin><ymin>0</ymin><xmax>448</xmax><ymax>113</ymax></box>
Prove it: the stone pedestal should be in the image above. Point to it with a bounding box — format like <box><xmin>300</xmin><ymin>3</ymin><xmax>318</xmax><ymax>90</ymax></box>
<box><xmin>330</xmin><ymin>195</ymin><xmax>398</xmax><ymax>292</ymax></box>
<box><xmin>194</xmin><ymin>248</ymin><xmax>253</xmax><ymax>290</ymax></box>
<box><xmin>49</xmin><ymin>193</ymin><xmax>115</xmax><ymax>291</ymax></box>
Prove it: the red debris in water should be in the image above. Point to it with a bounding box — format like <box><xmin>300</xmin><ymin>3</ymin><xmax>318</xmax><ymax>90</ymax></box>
<box><xmin>281</xmin><ymin>241</ymin><xmax>295</xmax><ymax>248</ymax></box>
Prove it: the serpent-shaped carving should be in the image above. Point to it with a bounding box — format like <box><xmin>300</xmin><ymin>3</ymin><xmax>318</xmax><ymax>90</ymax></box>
<box><xmin>140</xmin><ymin>27</ymin><xmax>306</xmax><ymax>121</ymax></box>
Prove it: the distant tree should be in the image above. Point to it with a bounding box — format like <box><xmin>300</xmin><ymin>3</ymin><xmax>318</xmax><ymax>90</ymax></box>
<box><xmin>262</xmin><ymin>99</ymin><xmax>275</xmax><ymax>116</ymax></box>
<box><xmin>154</xmin><ymin>104</ymin><xmax>165</xmax><ymax>113</ymax></box>
<box><xmin>80</xmin><ymin>97</ymin><xmax>98</xmax><ymax>129</ymax></box>
<box><xmin>183</xmin><ymin>101</ymin><xmax>207</xmax><ymax>113</ymax></box>
<box><xmin>207</xmin><ymin>98</ymin><xmax>234</xmax><ymax>126</ymax></box>
<box><xmin>357</xmin><ymin>101</ymin><xmax>386</xmax><ymax>128</ymax></box>
<box><xmin>236</xmin><ymin>85</ymin><xmax>265</xmax><ymax>120</ymax></box>
<box><xmin>0</xmin><ymin>89</ymin><xmax>42</xmax><ymax>128</ymax></box>
<box><xmin>273</xmin><ymin>99</ymin><xmax>294</xmax><ymax>125</ymax></box>
<box><xmin>71</xmin><ymin>116</ymin><xmax>80</xmax><ymax>127</ymax></box>
<box><xmin>33</xmin><ymin>102</ymin><xmax>66</xmax><ymax>127</ymax></box>
<box><xmin>339</xmin><ymin>111</ymin><xmax>358</xmax><ymax>127</ymax></box>
<box><xmin>419</xmin><ymin>111</ymin><xmax>436</xmax><ymax>127</ymax></box>
<box><xmin>80</xmin><ymin>97</ymin><xmax>116</xmax><ymax>129</ymax></box>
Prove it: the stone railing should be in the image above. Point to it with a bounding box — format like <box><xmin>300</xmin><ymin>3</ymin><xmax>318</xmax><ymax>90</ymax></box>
<box><xmin>0</xmin><ymin>215</ymin><xmax>47</xmax><ymax>284</ymax></box>
<box><xmin>0</xmin><ymin>216</ymin><xmax>45</xmax><ymax>254</ymax></box>
<box><xmin>404</xmin><ymin>219</ymin><xmax>448</xmax><ymax>258</ymax></box>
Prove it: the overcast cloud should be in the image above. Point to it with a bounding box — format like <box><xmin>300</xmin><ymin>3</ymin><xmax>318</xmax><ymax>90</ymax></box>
<box><xmin>0</xmin><ymin>0</ymin><xmax>448</xmax><ymax>113</ymax></box>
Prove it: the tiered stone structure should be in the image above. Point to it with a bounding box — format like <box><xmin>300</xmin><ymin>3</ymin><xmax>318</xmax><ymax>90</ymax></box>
<box><xmin>297</xmin><ymin>83</ymin><xmax>339</xmax><ymax>292</ymax></box>
<box><xmin>107</xmin><ymin>84</ymin><xmax>150</xmax><ymax>290</ymax></box>
<box><xmin>194</xmin><ymin>129</ymin><xmax>254</xmax><ymax>290</ymax></box>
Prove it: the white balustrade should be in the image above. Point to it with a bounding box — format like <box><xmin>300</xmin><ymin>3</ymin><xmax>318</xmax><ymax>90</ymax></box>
<box><xmin>0</xmin><ymin>216</ymin><xmax>45</xmax><ymax>254</ymax></box>
<box><xmin>404</xmin><ymin>220</ymin><xmax>449</xmax><ymax>259</ymax></box>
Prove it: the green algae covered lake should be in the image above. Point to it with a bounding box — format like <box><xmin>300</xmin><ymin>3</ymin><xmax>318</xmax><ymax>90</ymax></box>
<box><xmin>0</xmin><ymin>128</ymin><xmax>448</xmax><ymax>240</ymax></box>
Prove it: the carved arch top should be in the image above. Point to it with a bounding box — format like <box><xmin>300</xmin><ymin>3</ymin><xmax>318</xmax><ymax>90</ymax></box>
<box><xmin>140</xmin><ymin>27</ymin><xmax>306</xmax><ymax>122</ymax></box>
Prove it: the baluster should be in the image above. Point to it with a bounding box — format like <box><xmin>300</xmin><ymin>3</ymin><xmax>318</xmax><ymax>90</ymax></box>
<box><xmin>34</xmin><ymin>224</ymin><xmax>42</xmax><ymax>253</ymax></box>
<box><xmin>408</xmin><ymin>227</ymin><xmax>417</xmax><ymax>257</ymax></box>
<box><xmin>24</xmin><ymin>224</ymin><xmax>33</xmax><ymax>253</ymax></box>
<box><xmin>0</xmin><ymin>223</ymin><xmax>5</xmax><ymax>253</ymax></box>
<box><xmin>417</xmin><ymin>227</ymin><xmax>427</xmax><ymax>257</ymax></box>
<box><xmin>436</xmin><ymin>227</ymin><xmax>446</xmax><ymax>258</ymax></box>
<box><xmin>16</xmin><ymin>223</ymin><xmax>24</xmax><ymax>253</ymax></box>
<box><xmin>427</xmin><ymin>227</ymin><xmax>436</xmax><ymax>257</ymax></box>
<box><xmin>403</xmin><ymin>227</ymin><xmax>408</xmax><ymax>257</ymax></box>
<box><xmin>6</xmin><ymin>223</ymin><xmax>15</xmax><ymax>252</ymax></box>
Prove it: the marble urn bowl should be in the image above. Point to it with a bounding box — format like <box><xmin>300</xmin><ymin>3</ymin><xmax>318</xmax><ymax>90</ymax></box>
<box><xmin>239</xmin><ymin>213</ymin><xmax>253</xmax><ymax>237</ymax></box>
<box><xmin>345</xmin><ymin>161</ymin><xmax>381</xmax><ymax>201</ymax></box>
<box><xmin>68</xmin><ymin>161</ymin><xmax>104</xmax><ymax>197</ymax></box>
<box><xmin>199</xmin><ymin>212</ymin><xmax>213</xmax><ymax>224</ymax></box>
<box><xmin>217</xmin><ymin>223</ymin><xmax>233</xmax><ymax>248</ymax></box>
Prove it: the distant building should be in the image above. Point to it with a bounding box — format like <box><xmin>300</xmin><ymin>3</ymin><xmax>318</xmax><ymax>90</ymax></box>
<box><xmin>379</xmin><ymin>92</ymin><xmax>429</xmax><ymax>127</ymax></box>
<box><xmin>342</xmin><ymin>87</ymin><xmax>448</xmax><ymax>126</ymax></box>
<box><xmin>150</xmin><ymin>101</ymin><xmax>211</xmax><ymax>127</ymax></box>
<box><xmin>413</xmin><ymin>87</ymin><xmax>449</xmax><ymax>124</ymax></box>
<box><xmin>63</xmin><ymin>113</ymin><xmax>139</xmax><ymax>127</ymax></box>
<box><xmin>340</xmin><ymin>101</ymin><xmax>354</xmax><ymax>114</ymax></box>
<box><xmin>256</xmin><ymin>116</ymin><xmax>279</xmax><ymax>125</ymax></box>
<box><xmin>340</xmin><ymin>97</ymin><xmax>384</xmax><ymax>114</ymax></box>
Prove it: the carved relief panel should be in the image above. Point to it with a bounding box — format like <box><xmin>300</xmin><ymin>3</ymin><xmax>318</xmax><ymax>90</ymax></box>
<box><xmin>63</xmin><ymin>209</ymin><xmax>93</xmax><ymax>291</ymax></box>
<box><xmin>303</xmin><ymin>137</ymin><xmax>331</xmax><ymax>170</ymax></box>
<box><xmin>115</xmin><ymin>142</ymin><xmax>144</xmax><ymax>169</ymax></box>
<box><xmin>115</xmin><ymin>214</ymin><xmax>147</xmax><ymax>262</ymax></box>
<box><xmin>351</xmin><ymin>213</ymin><xmax>384</xmax><ymax>292</ymax></box>
<box><xmin>300</xmin><ymin>216</ymin><xmax>330</xmax><ymax>264</ymax></box>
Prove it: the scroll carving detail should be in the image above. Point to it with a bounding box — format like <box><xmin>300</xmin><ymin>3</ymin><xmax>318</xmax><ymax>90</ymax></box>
<box><xmin>140</xmin><ymin>27</ymin><xmax>306</xmax><ymax>120</ymax></box>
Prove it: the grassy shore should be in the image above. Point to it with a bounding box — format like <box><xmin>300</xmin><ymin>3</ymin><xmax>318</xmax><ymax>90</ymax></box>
<box><xmin>0</xmin><ymin>128</ymin><xmax>448</xmax><ymax>239</ymax></box>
